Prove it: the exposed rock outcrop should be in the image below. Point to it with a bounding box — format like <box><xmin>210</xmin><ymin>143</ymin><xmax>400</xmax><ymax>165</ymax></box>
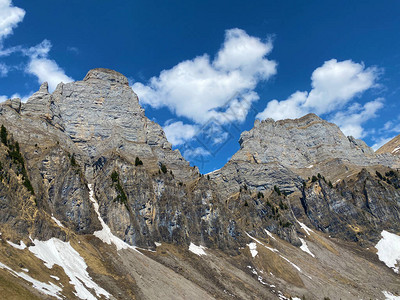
<box><xmin>211</xmin><ymin>114</ymin><xmax>400</xmax><ymax>196</ymax></box>
<box><xmin>1</xmin><ymin>68</ymin><xmax>400</xmax><ymax>300</ymax></box>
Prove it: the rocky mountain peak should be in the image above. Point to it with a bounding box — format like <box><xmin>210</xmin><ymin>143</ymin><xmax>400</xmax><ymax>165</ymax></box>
<box><xmin>212</xmin><ymin>113</ymin><xmax>400</xmax><ymax>197</ymax></box>
<box><xmin>236</xmin><ymin>113</ymin><xmax>395</xmax><ymax>169</ymax></box>
<box><xmin>0</xmin><ymin>68</ymin><xmax>196</xmax><ymax>181</ymax></box>
<box><xmin>83</xmin><ymin>68</ymin><xmax>129</xmax><ymax>86</ymax></box>
<box><xmin>1</xmin><ymin>68</ymin><xmax>400</xmax><ymax>300</ymax></box>
<box><xmin>38</xmin><ymin>81</ymin><xmax>49</xmax><ymax>93</ymax></box>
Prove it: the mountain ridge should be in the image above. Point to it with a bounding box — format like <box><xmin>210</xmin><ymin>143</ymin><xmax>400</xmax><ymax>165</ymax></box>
<box><xmin>0</xmin><ymin>68</ymin><xmax>399</xmax><ymax>300</ymax></box>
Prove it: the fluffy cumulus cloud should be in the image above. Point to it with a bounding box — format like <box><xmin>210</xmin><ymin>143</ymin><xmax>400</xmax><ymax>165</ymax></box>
<box><xmin>24</xmin><ymin>40</ymin><xmax>73</xmax><ymax>92</ymax></box>
<box><xmin>256</xmin><ymin>59</ymin><xmax>382</xmax><ymax>139</ymax></box>
<box><xmin>0</xmin><ymin>2</ymin><xmax>73</xmax><ymax>97</ymax></box>
<box><xmin>133</xmin><ymin>28</ymin><xmax>277</xmax><ymax>145</ymax></box>
<box><xmin>256</xmin><ymin>59</ymin><xmax>379</xmax><ymax>121</ymax></box>
<box><xmin>163</xmin><ymin>121</ymin><xmax>198</xmax><ymax>145</ymax></box>
<box><xmin>0</xmin><ymin>0</ymin><xmax>25</xmax><ymax>46</ymax></box>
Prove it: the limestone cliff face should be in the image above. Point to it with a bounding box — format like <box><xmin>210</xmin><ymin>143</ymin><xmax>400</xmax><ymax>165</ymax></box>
<box><xmin>1</xmin><ymin>68</ymin><xmax>400</xmax><ymax>299</ymax></box>
<box><xmin>15</xmin><ymin>69</ymin><xmax>197</xmax><ymax>182</ymax></box>
<box><xmin>295</xmin><ymin>169</ymin><xmax>400</xmax><ymax>245</ymax></box>
<box><xmin>1</xmin><ymin>69</ymin><xmax>399</xmax><ymax>250</ymax></box>
<box><xmin>211</xmin><ymin>114</ymin><xmax>400</xmax><ymax>196</ymax></box>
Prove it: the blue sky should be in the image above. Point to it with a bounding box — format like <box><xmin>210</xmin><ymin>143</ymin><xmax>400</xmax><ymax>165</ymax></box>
<box><xmin>0</xmin><ymin>0</ymin><xmax>399</xmax><ymax>173</ymax></box>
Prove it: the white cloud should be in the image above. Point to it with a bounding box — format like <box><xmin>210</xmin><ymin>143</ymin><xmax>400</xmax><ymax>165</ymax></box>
<box><xmin>10</xmin><ymin>92</ymin><xmax>33</xmax><ymax>102</ymax></box>
<box><xmin>133</xmin><ymin>28</ymin><xmax>276</xmax><ymax>128</ymax></box>
<box><xmin>163</xmin><ymin>121</ymin><xmax>198</xmax><ymax>145</ymax></box>
<box><xmin>183</xmin><ymin>147</ymin><xmax>211</xmax><ymax>160</ymax></box>
<box><xmin>256</xmin><ymin>59</ymin><xmax>379</xmax><ymax>121</ymax></box>
<box><xmin>256</xmin><ymin>91</ymin><xmax>308</xmax><ymax>121</ymax></box>
<box><xmin>25</xmin><ymin>40</ymin><xmax>73</xmax><ymax>92</ymax></box>
<box><xmin>0</xmin><ymin>95</ymin><xmax>7</xmax><ymax>102</ymax></box>
<box><xmin>0</xmin><ymin>63</ymin><xmax>8</xmax><ymax>77</ymax></box>
<box><xmin>371</xmin><ymin>136</ymin><xmax>396</xmax><ymax>151</ymax></box>
<box><xmin>27</xmin><ymin>58</ymin><xmax>73</xmax><ymax>92</ymax></box>
<box><xmin>67</xmin><ymin>46</ymin><xmax>79</xmax><ymax>54</ymax></box>
<box><xmin>305</xmin><ymin>59</ymin><xmax>377</xmax><ymax>114</ymax></box>
<box><xmin>330</xmin><ymin>98</ymin><xmax>384</xmax><ymax>138</ymax></box>
<box><xmin>24</xmin><ymin>39</ymin><xmax>52</xmax><ymax>58</ymax></box>
<box><xmin>0</xmin><ymin>0</ymin><xmax>25</xmax><ymax>47</ymax></box>
<box><xmin>383</xmin><ymin>119</ymin><xmax>400</xmax><ymax>134</ymax></box>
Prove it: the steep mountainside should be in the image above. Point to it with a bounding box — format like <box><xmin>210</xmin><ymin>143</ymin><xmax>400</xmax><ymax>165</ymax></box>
<box><xmin>0</xmin><ymin>68</ymin><xmax>399</xmax><ymax>300</ymax></box>
<box><xmin>377</xmin><ymin>134</ymin><xmax>400</xmax><ymax>156</ymax></box>
<box><xmin>211</xmin><ymin>114</ymin><xmax>400</xmax><ymax>195</ymax></box>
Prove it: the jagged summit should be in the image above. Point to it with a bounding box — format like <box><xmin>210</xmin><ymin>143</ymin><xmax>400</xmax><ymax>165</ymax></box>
<box><xmin>258</xmin><ymin>112</ymin><xmax>322</xmax><ymax>125</ymax></box>
<box><xmin>1</xmin><ymin>69</ymin><xmax>400</xmax><ymax>300</ymax></box>
<box><xmin>0</xmin><ymin>68</ymin><xmax>197</xmax><ymax>181</ymax></box>
<box><xmin>211</xmin><ymin>112</ymin><xmax>400</xmax><ymax>197</ymax></box>
<box><xmin>237</xmin><ymin>112</ymin><xmax>397</xmax><ymax>169</ymax></box>
<box><xmin>83</xmin><ymin>68</ymin><xmax>129</xmax><ymax>85</ymax></box>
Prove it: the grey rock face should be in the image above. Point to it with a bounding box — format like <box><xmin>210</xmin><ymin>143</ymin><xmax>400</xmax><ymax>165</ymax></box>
<box><xmin>0</xmin><ymin>67</ymin><xmax>399</xmax><ymax>254</ymax></box>
<box><xmin>298</xmin><ymin>169</ymin><xmax>400</xmax><ymax>245</ymax></box>
<box><xmin>211</xmin><ymin>114</ymin><xmax>400</xmax><ymax>196</ymax></box>
<box><xmin>92</xmin><ymin>154</ymin><xmax>244</xmax><ymax>251</ymax></box>
<box><xmin>15</xmin><ymin>68</ymin><xmax>197</xmax><ymax>182</ymax></box>
<box><xmin>235</xmin><ymin>114</ymin><xmax>397</xmax><ymax>169</ymax></box>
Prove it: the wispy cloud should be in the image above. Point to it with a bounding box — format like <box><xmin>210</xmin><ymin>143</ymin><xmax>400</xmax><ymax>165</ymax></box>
<box><xmin>66</xmin><ymin>46</ymin><xmax>79</xmax><ymax>54</ymax></box>
<box><xmin>183</xmin><ymin>147</ymin><xmax>211</xmax><ymax>160</ymax></box>
<box><xmin>0</xmin><ymin>63</ymin><xmax>9</xmax><ymax>77</ymax></box>
<box><xmin>330</xmin><ymin>98</ymin><xmax>384</xmax><ymax>138</ymax></box>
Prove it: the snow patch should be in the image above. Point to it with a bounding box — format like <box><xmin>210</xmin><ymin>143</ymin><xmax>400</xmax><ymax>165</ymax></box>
<box><xmin>383</xmin><ymin>291</ymin><xmax>400</xmax><ymax>299</ymax></box>
<box><xmin>279</xmin><ymin>255</ymin><xmax>302</xmax><ymax>272</ymax></box>
<box><xmin>245</xmin><ymin>232</ymin><xmax>279</xmax><ymax>253</ymax></box>
<box><xmin>245</xmin><ymin>232</ymin><xmax>309</xmax><ymax>277</ymax></box>
<box><xmin>154</xmin><ymin>242</ymin><xmax>162</xmax><ymax>247</ymax></box>
<box><xmin>0</xmin><ymin>261</ymin><xmax>62</xmax><ymax>299</ymax></box>
<box><xmin>88</xmin><ymin>184</ymin><xmax>140</xmax><ymax>253</ymax></box>
<box><xmin>306</xmin><ymin>164</ymin><xmax>313</xmax><ymax>168</ymax></box>
<box><xmin>247</xmin><ymin>266</ymin><xmax>268</xmax><ymax>285</ymax></box>
<box><xmin>51</xmin><ymin>216</ymin><xmax>64</xmax><ymax>228</ymax></box>
<box><xmin>21</xmin><ymin>268</ymin><xmax>29</xmax><ymax>272</ymax></box>
<box><xmin>247</xmin><ymin>242</ymin><xmax>258</xmax><ymax>258</ymax></box>
<box><xmin>278</xmin><ymin>291</ymin><xmax>290</xmax><ymax>300</ymax></box>
<box><xmin>189</xmin><ymin>242</ymin><xmax>207</xmax><ymax>256</ymax></box>
<box><xmin>7</xmin><ymin>240</ymin><xmax>27</xmax><ymax>250</ymax></box>
<box><xmin>391</xmin><ymin>146</ymin><xmax>400</xmax><ymax>154</ymax></box>
<box><xmin>29</xmin><ymin>238</ymin><xmax>111</xmax><ymax>300</ymax></box>
<box><xmin>50</xmin><ymin>275</ymin><xmax>60</xmax><ymax>280</ymax></box>
<box><xmin>264</xmin><ymin>229</ymin><xmax>276</xmax><ymax>240</ymax></box>
<box><xmin>296</xmin><ymin>220</ymin><xmax>313</xmax><ymax>235</ymax></box>
<box><xmin>375</xmin><ymin>230</ymin><xmax>400</xmax><ymax>273</ymax></box>
<box><xmin>299</xmin><ymin>238</ymin><xmax>315</xmax><ymax>257</ymax></box>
